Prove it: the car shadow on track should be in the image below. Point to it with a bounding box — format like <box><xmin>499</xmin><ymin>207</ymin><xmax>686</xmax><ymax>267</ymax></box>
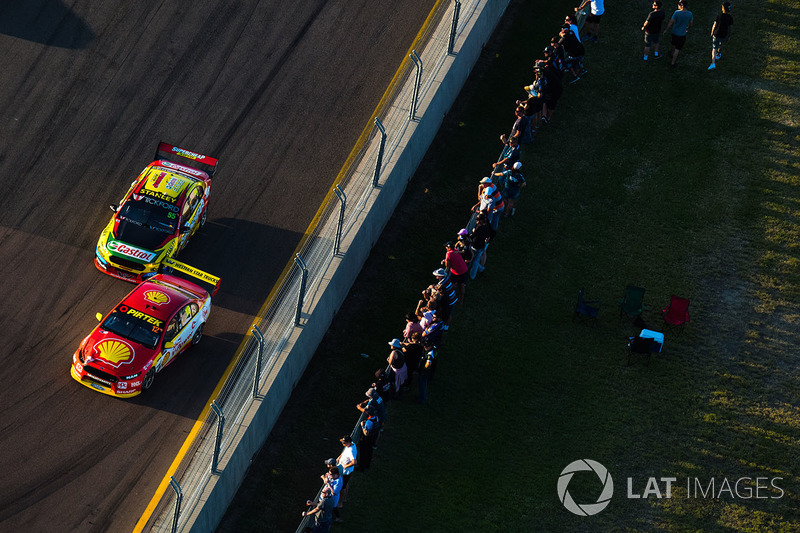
<box><xmin>179</xmin><ymin>217</ymin><xmax>304</xmax><ymax>318</ymax></box>
<box><xmin>0</xmin><ymin>2</ymin><xmax>94</xmax><ymax>48</ymax></box>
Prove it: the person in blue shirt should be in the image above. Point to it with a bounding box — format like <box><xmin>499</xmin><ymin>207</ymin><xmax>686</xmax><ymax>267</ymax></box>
<box><xmin>664</xmin><ymin>0</ymin><xmax>693</xmax><ymax>67</ymax></box>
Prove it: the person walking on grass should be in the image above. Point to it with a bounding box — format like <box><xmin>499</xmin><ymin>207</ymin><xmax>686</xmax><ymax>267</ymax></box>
<box><xmin>642</xmin><ymin>1</ymin><xmax>666</xmax><ymax>60</ymax></box>
<box><xmin>664</xmin><ymin>0</ymin><xmax>693</xmax><ymax>67</ymax></box>
<box><xmin>708</xmin><ymin>2</ymin><xmax>733</xmax><ymax>70</ymax></box>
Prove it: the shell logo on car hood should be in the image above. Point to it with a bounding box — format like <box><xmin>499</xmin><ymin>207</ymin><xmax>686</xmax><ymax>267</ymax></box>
<box><xmin>143</xmin><ymin>290</ymin><xmax>170</xmax><ymax>305</ymax></box>
<box><xmin>94</xmin><ymin>339</ymin><xmax>134</xmax><ymax>367</ymax></box>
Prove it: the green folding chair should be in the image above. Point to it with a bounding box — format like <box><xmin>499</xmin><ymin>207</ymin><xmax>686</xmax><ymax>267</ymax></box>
<box><xmin>619</xmin><ymin>285</ymin><xmax>647</xmax><ymax>322</ymax></box>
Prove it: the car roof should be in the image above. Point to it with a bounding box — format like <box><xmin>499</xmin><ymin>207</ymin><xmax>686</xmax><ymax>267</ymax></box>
<box><xmin>123</xmin><ymin>277</ymin><xmax>198</xmax><ymax>321</ymax></box>
<box><xmin>135</xmin><ymin>166</ymin><xmax>197</xmax><ymax>205</ymax></box>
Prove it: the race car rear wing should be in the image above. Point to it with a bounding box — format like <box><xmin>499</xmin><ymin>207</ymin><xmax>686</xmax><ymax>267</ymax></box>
<box><xmin>161</xmin><ymin>257</ymin><xmax>221</xmax><ymax>296</ymax></box>
<box><xmin>155</xmin><ymin>141</ymin><xmax>220</xmax><ymax>178</ymax></box>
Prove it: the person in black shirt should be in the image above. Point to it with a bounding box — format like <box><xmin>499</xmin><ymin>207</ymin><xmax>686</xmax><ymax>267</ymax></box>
<box><xmin>642</xmin><ymin>0</ymin><xmax>666</xmax><ymax>60</ymax></box>
<box><xmin>559</xmin><ymin>26</ymin><xmax>585</xmax><ymax>83</ymax></box>
<box><xmin>708</xmin><ymin>2</ymin><xmax>733</xmax><ymax>70</ymax></box>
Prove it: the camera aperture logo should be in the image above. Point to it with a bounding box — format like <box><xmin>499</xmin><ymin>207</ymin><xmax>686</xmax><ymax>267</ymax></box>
<box><xmin>557</xmin><ymin>459</ymin><xmax>614</xmax><ymax>516</ymax></box>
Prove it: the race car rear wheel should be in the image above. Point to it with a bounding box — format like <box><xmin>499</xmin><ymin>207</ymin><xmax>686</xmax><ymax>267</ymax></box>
<box><xmin>192</xmin><ymin>323</ymin><xmax>204</xmax><ymax>346</ymax></box>
<box><xmin>142</xmin><ymin>367</ymin><xmax>155</xmax><ymax>390</ymax></box>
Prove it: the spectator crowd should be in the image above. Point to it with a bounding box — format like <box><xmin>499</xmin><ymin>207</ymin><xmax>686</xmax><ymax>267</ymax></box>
<box><xmin>299</xmin><ymin>1</ymin><xmax>735</xmax><ymax>531</ymax></box>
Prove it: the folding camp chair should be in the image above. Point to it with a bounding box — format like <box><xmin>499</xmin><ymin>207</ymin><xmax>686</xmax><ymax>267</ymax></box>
<box><xmin>573</xmin><ymin>288</ymin><xmax>600</xmax><ymax>325</ymax></box>
<box><xmin>619</xmin><ymin>285</ymin><xmax>647</xmax><ymax>322</ymax></box>
<box><xmin>626</xmin><ymin>329</ymin><xmax>663</xmax><ymax>365</ymax></box>
<box><xmin>661</xmin><ymin>295</ymin><xmax>690</xmax><ymax>335</ymax></box>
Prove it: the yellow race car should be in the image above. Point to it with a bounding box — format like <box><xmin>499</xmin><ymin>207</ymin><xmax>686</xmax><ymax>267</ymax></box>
<box><xmin>95</xmin><ymin>142</ymin><xmax>219</xmax><ymax>282</ymax></box>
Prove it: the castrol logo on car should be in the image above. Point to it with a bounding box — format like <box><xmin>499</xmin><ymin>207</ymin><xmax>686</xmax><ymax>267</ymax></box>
<box><xmin>108</xmin><ymin>240</ymin><xmax>157</xmax><ymax>262</ymax></box>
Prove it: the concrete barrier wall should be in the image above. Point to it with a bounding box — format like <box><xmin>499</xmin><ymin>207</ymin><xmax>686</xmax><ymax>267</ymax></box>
<box><xmin>184</xmin><ymin>1</ymin><xmax>510</xmax><ymax>530</ymax></box>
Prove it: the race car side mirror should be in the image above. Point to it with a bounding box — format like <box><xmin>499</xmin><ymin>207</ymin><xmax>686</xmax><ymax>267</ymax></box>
<box><xmin>180</xmin><ymin>224</ymin><xmax>190</xmax><ymax>233</ymax></box>
<box><xmin>163</xmin><ymin>341</ymin><xmax>175</xmax><ymax>350</ymax></box>
<box><xmin>109</xmin><ymin>204</ymin><xmax>119</xmax><ymax>212</ymax></box>
<box><xmin>96</xmin><ymin>312</ymin><xmax>103</xmax><ymax>322</ymax></box>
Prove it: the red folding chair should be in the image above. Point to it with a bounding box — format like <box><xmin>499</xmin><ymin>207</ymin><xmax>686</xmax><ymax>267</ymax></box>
<box><xmin>661</xmin><ymin>295</ymin><xmax>690</xmax><ymax>335</ymax></box>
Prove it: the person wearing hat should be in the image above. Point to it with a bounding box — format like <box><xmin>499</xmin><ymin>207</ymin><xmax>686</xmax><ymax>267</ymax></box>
<box><xmin>433</xmin><ymin>267</ymin><xmax>458</xmax><ymax>318</ymax></box>
<box><xmin>358</xmin><ymin>405</ymin><xmax>380</xmax><ymax>470</ymax></box>
<box><xmin>469</xmin><ymin>211</ymin><xmax>496</xmax><ymax>279</ymax></box>
<box><xmin>302</xmin><ymin>485</ymin><xmax>334</xmax><ymax>532</ymax></box>
<box><xmin>642</xmin><ymin>1</ymin><xmax>666</xmax><ymax>61</ymax></box>
<box><xmin>708</xmin><ymin>1</ymin><xmax>733</xmax><ymax>70</ymax></box>
<box><xmin>442</xmin><ymin>241</ymin><xmax>468</xmax><ymax>303</ymax></box>
<box><xmin>664</xmin><ymin>0</ymin><xmax>693</xmax><ymax>67</ymax></box>
<box><xmin>492</xmin><ymin>161</ymin><xmax>526</xmax><ymax>217</ymax></box>
<box><xmin>320</xmin><ymin>465</ymin><xmax>342</xmax><ymax>509</ymax></box>
<box><xmin>357</xmin><ymin>387</ymin><xmax>386</xmax><ymax>436</ymax></box>
<box><xmin>335</xmin><ymin>435</ymin><xmax>357</xmax><ymax>514</ymax></box>
<box><xmin>471</xmin><ymin>186</ymin><xmax>496</xmax><ymax>229</ymax></box>
<box><xmin>387</xmin><ymin>338</ymin><xmax>408</xmax><ymax>395</ymax></box>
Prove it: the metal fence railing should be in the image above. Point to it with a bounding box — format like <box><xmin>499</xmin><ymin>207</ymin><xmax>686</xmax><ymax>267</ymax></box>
<box><xmin>142</xmin><ymin>1</ymin><xmax>477</xmax><ymax>531</ymax></box>
<box><xmin>290</xmin><ymin>3</ymin><xmax>591</xmax><ymax>531</ymax></box>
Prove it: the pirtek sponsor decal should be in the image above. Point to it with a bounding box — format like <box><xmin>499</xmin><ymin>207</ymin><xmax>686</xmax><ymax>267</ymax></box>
<box><xmin>108</xmin><ymin>240</ymin><xmax>158</xmax><ymax>262</ymax></box>
<box><xmin>117</xmin><ymin>305</ymin><xmax>164</xmax><ymax>327</ymax></box>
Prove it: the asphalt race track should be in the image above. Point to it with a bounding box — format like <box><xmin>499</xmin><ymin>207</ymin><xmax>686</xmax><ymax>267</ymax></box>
<box><xmin>0</xmin><ymin>1</ymin><xmax>435</xmax><ymax>531</ymax></box>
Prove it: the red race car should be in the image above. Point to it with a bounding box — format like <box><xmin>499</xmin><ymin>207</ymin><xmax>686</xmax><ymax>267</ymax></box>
<box><xmin>71</xmin><ymin>258</ymin><xmax>220</xmax><ymax>397</ymax></box>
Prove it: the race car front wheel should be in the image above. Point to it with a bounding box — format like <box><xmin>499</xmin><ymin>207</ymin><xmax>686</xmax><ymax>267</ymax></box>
<box><xmin>142</xmin><ymin>367</ymin><xmax>155</xmax><ymax>390</ymax></box>
<box><xmin>192</xmin><ymin>323</ymin><xmax>204</xmax><ymax>346</ymax></box>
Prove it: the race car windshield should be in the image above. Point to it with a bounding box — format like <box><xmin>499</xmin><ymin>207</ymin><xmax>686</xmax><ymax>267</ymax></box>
<box><xmin>119</xmin><ymin>200</ymin><xmax>178</xmax><ymax>234</ymax></box>
<box><xmin>101</xmin><ymin>310</ymin><xmax>162</xmax><ymax>349</ymax></box>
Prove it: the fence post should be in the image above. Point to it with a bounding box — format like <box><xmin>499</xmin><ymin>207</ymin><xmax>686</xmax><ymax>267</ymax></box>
<box><xmin>409</xmin><ymin>50</ymin><xmax>422</xmax><ymax>120</ymax></box>
<box><xmin>169</xmin><ymin>476</ymin><xmax>183</xmax><ymax>533</ymax></box>
<box><xmin>294</xmin><ymin>254</ymin><xmax>308</xmax><ymax>326</ymax></box>
<box><xmin>373</xmin><ymin>118</ymin><xmax>386</xmax><ymax>187</ymax></box>
<box><xmin>333</xmin><ymin>185</ymin><xmax>347</xmax><ymax>256</ymax></box>
<box><xmin>210</xmin><ymin>400</ymin><xmax>225</xmax><ymax>474</ymax></box>
<box><xmin>448</xmin><ymin>0</ymin><xmax>462</xmax><ymax>54</ymax></box>
<box><xmin>251</xmin><ymin>325</ymin><xmax>264</xmax><ymax>399</ymax></box>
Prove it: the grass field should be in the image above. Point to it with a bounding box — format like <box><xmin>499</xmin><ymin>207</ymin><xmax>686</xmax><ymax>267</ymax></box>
<box><xmin>218</xmin><ymin>0</ymin><xmax>800</xmax><ymax>531</ymax></box>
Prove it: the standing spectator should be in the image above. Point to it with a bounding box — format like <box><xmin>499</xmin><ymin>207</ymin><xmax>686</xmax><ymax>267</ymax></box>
<box><xmin>421</xmin><ymin>312</ymin><xmax>446</xmax><ymax>349</ymax></box>
<box><xmin>493</xmin><ymin>161</ymin><xmax>526</xmax><ymax>217</ymax></box>
<box><xmin>357</xmin><ymin>387</ymin><xmax>386</xmax><ymax>448</ymax></box>
<box><xmin>664</xmin><ymin>0</ymin><xmax>693</xmax><ymax>67</ymax></box>
<box><xmin>387</xmin><ymin>338</ymin><xmax>408</xmax><ymax>394</ymax></box>
<box><xmin>469</xmin><ymin>212</ymin><xmax>496</xmax><ymax>279</ymax></box>
<box><xmin>417</xmin><ymin>348</ymin><xmax>437</xmax><ymax>404</ymax></box>
<box><xmin>642</xmin><ymin>1</ymin><xmax>666</xmax><ymax>60</ymax></box>
<box><xmin>509</xmin><ymin>105</ymin><xmax>530</xmax><ymax>145</ymax></box>
<box><xmin>402</xmin><ymin>333</ymin><xmax>424</xmax><ymax>384</ymax></box>
<box><xmin>487</xmin><ymin>185</ymin><xmax>505</xmax><ymax>230</ymax></box>
<box><xmin>559</xmin><ymin>27</ymin><xmax>586</xmax><ymax>83</ymax></box>
<box><xmin>302</xmin><ymin>487</ymin><xmax>335</xmax><ymax>533</ymax></box>
<box><xmin>335</xmin><ymin>435</ymin><xmax>357</xmax><ymax>513</ymax></box>
<box><xmin>541</xmin><ymin>58</ymin><xmax>564</xmax><ymax>123</ymax></box>
<box><xmin>493</xmin><ymin>135</ymin><xmax>521</xmax><ymax>171</ymax></box>
<box><xmin>403</xmin><ymin>311</ymin><xmax>423</xmax><ymax>342</ymax></box>
<box><xmin>564</xmin><ymin>14</ymin><xmax>581</xmax><ymax>41</ymax></box>
<box><xmin>443</xmin><ymin>241</ymin><xmax>468</xmax><ymax>303</ymax></box>
<box><xmin>708</xmin><ymin>2</ymin><xmax>733</xmax><ymax>70</ymax></box>
<box><xmin>321</xmin><ymin>466</ymin><xmax>343</xmax><ymax>509</ymax></box>
<box><xmin>575</xmin><ymin>0</ymin><xmax>605</xmax><ymax>42</ymax></box>
<box><xmin>358</xmin><ymin>406</ymin><xmax>380</xmax><ymax>470</ymax></box>
<box><xmin>433</xmin><ymin>267</ymin><xmax>459</xmax><ymax>314</ymax></box>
